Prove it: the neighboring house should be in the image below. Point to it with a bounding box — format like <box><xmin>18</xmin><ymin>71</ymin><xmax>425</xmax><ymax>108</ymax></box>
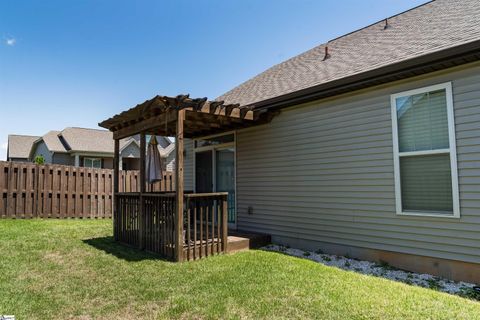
<box><xmin>7</xmin><ymin>134</ymin><xmax>41</xmax><ymax>162</ymax></box>
<box><xmin>178</xmin><ymin>0</ymin><xmax>480</xmax><ymax>281</ymax></box>
<box><xmin>7</xmin><ymin>127</ymin><xmax>175</xmax><ymax>170</ymax></box>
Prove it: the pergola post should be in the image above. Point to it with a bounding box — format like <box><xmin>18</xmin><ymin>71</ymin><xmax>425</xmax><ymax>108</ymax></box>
<box><xmin>175</xmin><ymin>109</ymin><xmax>185</xmax><ymax>262</ymax></box>
<box><xmin>139</xmin><ymin>132</ymin><xmax>146</xmax><ymax>250</ymax></box>
<box><xmin>113</xmin><ymin>139</ymin><xmax>120</xmax><ymax>241</ymax></box>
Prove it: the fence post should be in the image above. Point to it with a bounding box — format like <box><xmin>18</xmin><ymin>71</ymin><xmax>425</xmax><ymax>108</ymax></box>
<box><xmin>34</xmin><ymin>164</ymin><xmax>39</xmax><ymax>218</ymax></box>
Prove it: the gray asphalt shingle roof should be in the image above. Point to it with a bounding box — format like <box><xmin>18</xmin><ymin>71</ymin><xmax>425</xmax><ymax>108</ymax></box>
<box><xmin>42</xmin><ymin>130</ymin><xmax>66</xmax><ymax>153</ymax></box>
<box><xmin>7</xmin><ymin>135</ymin><xmax>40</xmax><ymax>159</ymax></box>
<box><xmin>217</xmin><ymin>0</ymin><xmax>480</xmax><ymax>107</ymax></box>
<box><xmin>59</xmin><ymin>127</ymin><xmax>115</xmax><ymax>153</ymax></box>
<box><xmin>16</xmin><ymin>128</ymin><xmax>174</xmax><ymax>158</ymax></box>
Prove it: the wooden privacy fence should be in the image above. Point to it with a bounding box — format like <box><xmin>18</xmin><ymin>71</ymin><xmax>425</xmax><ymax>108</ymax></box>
<box><xmin>0</xmin><ymin>161</ymin><xmax>174</xmax><ymax>219</ymax></box>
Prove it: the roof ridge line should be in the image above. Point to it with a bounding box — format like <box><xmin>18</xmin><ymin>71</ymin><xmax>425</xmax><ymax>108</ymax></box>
<box><xmin>8</xmin><ymin>134</ymin><xmax>41</xmax><ymax>138</ymax></box>
<box><xmin>64</xmin><ymin>126</ymin><xmax>109</xmax><ymax>132</ymax></box>
<box><xmin>328</xmin><ymin>0</ymin><xmax>436</xmax><ymax>44</ymax></box>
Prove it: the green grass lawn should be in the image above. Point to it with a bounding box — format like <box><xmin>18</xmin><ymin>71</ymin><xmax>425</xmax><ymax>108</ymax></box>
<box><xmin>0</xmin><ymin>220</ymin><xmax>479</xmax><ymax>319</ymax></box>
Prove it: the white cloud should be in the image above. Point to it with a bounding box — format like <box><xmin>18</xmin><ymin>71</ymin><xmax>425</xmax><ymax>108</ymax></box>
<box><xmin>5</xmin><ymin>38</ymin><xmax>16</xmax><ymax>46</ymax></box>
<box><xmin>1</xmin><ymin>142</ymin><xmax>7</xmax><ymax>150</ymax></box>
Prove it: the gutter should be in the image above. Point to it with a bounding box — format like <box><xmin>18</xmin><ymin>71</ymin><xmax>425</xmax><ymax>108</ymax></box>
<box><xmin>252</xmin><ymin>39</ymin><xmax>480</xmax><ymax>112</ymax></box>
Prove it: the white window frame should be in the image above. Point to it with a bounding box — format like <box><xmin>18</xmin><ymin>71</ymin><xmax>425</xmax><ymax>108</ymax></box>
<box><xmin>390</xmin><ymin>82</ymin><xmax>460</xmax><ymax>218</ymax></box>
<box><xmin>84</xmin><ymin>157</ymin><xmax>102</xmax><ymax>169</ymax></box>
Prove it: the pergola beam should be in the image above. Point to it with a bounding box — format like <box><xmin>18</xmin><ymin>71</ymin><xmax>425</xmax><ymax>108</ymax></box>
<box><xmin>113</xmin><ymin>110</ymin><xmax>177</xmax><ymax>140</ymax></box>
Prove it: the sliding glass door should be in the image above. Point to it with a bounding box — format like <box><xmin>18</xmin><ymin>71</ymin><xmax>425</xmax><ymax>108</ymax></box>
<box><xmin>194</xmin><ymin>133</ymin><xmax>236</xmax><ymax>227</ymax></box>
<box><xmin>215</xmin><ymin>148</ymin><xmax>235</xmax><ymax>225</ymax></box>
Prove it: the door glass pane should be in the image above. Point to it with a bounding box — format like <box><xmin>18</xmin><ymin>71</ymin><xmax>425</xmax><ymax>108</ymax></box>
<box><xmin>397</xmin><ymin>89</ymin><xmax>449</xmax><ymax>152</ymax></box>
<box><xmin>195</xmin><ymin>151</ymin><xmax>213</xmax><ymax>193</ymax></box>
<box><xmin>216</xmin><ymin>148</ymin><xmax>235</xmax><ymax>223</ymax></box>
<box><xmin>400</xmin><ymin>154</ymin><xmax>453</xmax><ymax>214</ymax></box>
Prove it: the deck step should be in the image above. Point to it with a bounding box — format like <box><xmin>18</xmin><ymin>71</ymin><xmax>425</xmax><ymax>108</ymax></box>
<box><xmin>227</xmin><ymin>231</ymin><xmax>271</xmax><ymax>254</ymax></box>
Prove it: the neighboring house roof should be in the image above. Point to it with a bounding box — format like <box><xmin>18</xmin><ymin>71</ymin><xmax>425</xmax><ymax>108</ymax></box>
<box><xmin>15</xmin><ymin>127</ymin><xmax>174</xmax><ymax>160</ymax></box>
<box><xmin>124</xmin><ymin>135</ymin><xmax>174</xmax><ymax>156</ymax></box>
<box><xmin>41</xmin><ymin>130</ymin><xmax>67</xmax><ymax>153</ymax></box>
<box><xmin>7</xmin><ymin>135</ymin><xmax>40</xmax><ymax>159</ymax></box>
<box><xmin>120</xmin><ymin>137</ymin><xmax>139</xmax><ymax>152</ymax></box>
<box><xmin>59</xmin><ymin>127</ymin><xmax>115</xmax><ymax>153</ymax></box>
<box><xmin>218</xmin><ymin>0</ymin><xmax>480</xmax><ymax>107</ymax></box>
<box><xmin>160</xmin><ymin>143</ymin><xmax>175</xmax><ymax>157</ymax></box>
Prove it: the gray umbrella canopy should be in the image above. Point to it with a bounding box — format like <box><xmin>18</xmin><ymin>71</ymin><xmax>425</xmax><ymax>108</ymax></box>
<box><xmin>146</xmin><ymin>136</ymin><xmax>164</xmax><ymax>184</ymax></box>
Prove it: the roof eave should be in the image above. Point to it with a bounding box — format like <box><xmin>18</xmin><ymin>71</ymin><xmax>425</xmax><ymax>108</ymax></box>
<box><xmin>251</xmin><ymin>39</ymin><xmax>480</xmax><ymax>111</ymax></box>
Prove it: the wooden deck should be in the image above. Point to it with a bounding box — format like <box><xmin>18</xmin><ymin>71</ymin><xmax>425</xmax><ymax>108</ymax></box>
<box><xmin>114</xmin><ymin>192</ymin><xmax>270</xmax><ymax>261</ymax></box>
<box><xmin>227</xmin><ymin>231</ymin><xmax>271</xmax><ymax>254</ymax></box>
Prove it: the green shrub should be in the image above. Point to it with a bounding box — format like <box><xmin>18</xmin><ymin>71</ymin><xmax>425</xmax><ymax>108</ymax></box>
<box><xmin>34</xmin><ymin>155</ymin><xmax>45</xmax><ymax>165</ymax></box>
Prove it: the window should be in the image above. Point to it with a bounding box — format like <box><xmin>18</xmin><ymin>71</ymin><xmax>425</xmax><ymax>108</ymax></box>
<box><xmin>84</xmin><ymin>158</ymin><xmax>102</xmax><ymax>168</ymax></box>
<box><xmin>391</xmin><ymin>82</ymin><xmax>459</xmax><ymax>217</ymax></box>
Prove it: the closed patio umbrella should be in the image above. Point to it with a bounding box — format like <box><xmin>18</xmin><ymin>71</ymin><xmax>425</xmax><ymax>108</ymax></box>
<box><xmin>146</xmin><ymin>135</ymin><xmax>164</xmax><ymax>184</ymax></box>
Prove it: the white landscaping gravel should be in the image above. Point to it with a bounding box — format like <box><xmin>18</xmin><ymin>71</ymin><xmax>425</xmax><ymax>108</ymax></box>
<box><xmin>262</xmin><ymin>244</ymin><xmax>478</xmax><ymax>297</ymax></box>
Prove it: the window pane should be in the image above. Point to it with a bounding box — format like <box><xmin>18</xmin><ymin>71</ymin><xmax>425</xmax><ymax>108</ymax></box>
<box><xmin>400</xmin><ymin>154</ymin><xmax>453</xmax><ymax>214</ymax></box>
<box><xmin>397</xmin><ymin>89</ymin><xmax>449</xmax><ymax>152</ymax></box>
<box><xmin>84</xmin><ymin>158</ymin><xmax>92</xmax><ymax>167</ymax></box>
<box><xmin>92</xmin><ymin>159</ymin><xmax>102</xmax><ymax>168</ymax></box>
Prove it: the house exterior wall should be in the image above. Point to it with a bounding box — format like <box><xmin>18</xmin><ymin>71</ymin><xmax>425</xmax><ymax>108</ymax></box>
<box><xmin>32</xmin><ymin>141</ymin><xmax>53</xmax><ymax>163</ymax></box>
<box><xmin>184</xmin><ymin>139</ymin><xmax>194</xmax><ymax>190</ymax></box>
<box><xmin>185</xmin><ymin>62</ymin><xmax>480</xmax><ymax>269</ymax></box>
<box><xmin>53</xmin><ymin>153</ymin><xmax>74</xmax><ymax>166</ymax></box>
<box><xmin>235</xmin><ymin>62</ymin><xmax>480</xmax><ymax>266</ymax></box>
<box><xmin>8</xmin><ymin>157</ymin><xmax>29</xmax><ymax>162</ymax></box>
<box><xmin>121</xmin><ymin>142</ymin><xmax>140</xmax><ymax>158</ymax></box>
<box><xmin>103</xmin><ymin>158</ymin><xmax>113</xmax><ymax>169</ymax></box>
<box><xmin>166</xmin><ymin>153</ymin><xmax>175</xmax><ymax>172</ymax></box>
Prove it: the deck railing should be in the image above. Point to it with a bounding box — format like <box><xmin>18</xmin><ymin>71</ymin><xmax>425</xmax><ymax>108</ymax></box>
<box><xmin>144</xmin><ymin>193</ymin><xmax>176</xmax><ymax>257</ymax></box>
<box><xmin>184</xmin><ymin>193</ymin><xmax>228</xmax><ymax>261</ymax></box>
<box><xmin>115</xmin><ymin>193</ymin><xmax>141</xmax><ymax>248</ymax></box>
<box><xmin>114</xmin><ymin>192</ymin><xmax>228</xmax><ymax>261</ymax></box>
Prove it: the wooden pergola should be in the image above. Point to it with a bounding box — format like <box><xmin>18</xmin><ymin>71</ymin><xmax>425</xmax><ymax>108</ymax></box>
<box><xmin>99</xmin><ymin>94</ymin><xmax>276</xmax><ymax>261</ymax></box>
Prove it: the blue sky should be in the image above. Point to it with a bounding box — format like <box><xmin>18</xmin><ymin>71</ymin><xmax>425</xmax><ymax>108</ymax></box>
<box><xmin>0</xmin><ymin>0</ymin><xmax>426</xmax><ymax>160</ymax></box>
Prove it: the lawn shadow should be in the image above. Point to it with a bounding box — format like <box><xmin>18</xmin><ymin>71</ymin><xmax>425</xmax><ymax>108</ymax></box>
<box><xmin>82</xmin><ymin>236</ymin><xmax>171</xmax><ymax>262</ymax></box>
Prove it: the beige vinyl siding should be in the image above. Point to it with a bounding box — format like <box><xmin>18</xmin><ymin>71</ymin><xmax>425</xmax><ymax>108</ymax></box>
<box><xmin>166</xmin><ymin>153</ymin><xmax>175</xmax><ymax>172</ymax></box>
<box><xmin>52</xmin><ymin>153</ymin><xmax>73</xmax><ymax>166</ymax></box>
<box><xmin>33</xmin><ymin>141</ymin><xmax>53</xmax><ymax>163</ymax></box>
<box><xmin>184</xmin><ymin>139</ymin><xmax>194</xmax><ymax>191</ymax></box>
<box><xmin>232</xmin><ymin>62</ymin><xmax>480</xmax><ymax>264</ymax></box>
